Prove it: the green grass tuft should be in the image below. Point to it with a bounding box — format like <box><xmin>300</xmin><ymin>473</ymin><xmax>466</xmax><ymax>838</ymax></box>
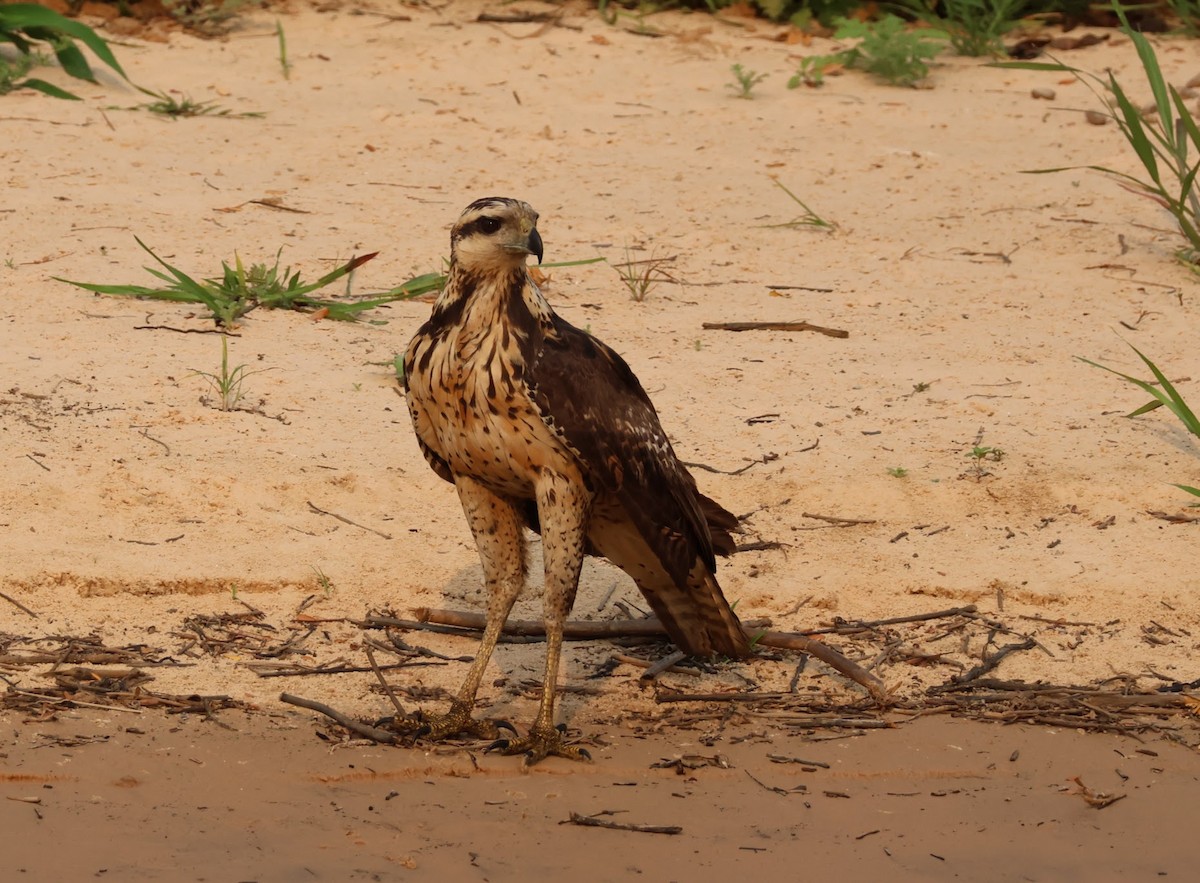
<box><xmin>56</xmin><ymin>239</ymin><xmax>425</xmax><ymax>328</ymax></box>
<box><xmin>1079</xmin><ymin>342</ymin><xmax>1199</xmax><ymax>501</ymax></box>
<box><xmin>993</xmin><ymin>8</ymin><xmax>1200</xmax><ymax>267</ymax></box>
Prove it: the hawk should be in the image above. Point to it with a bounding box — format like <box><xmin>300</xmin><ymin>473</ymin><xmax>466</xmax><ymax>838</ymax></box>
<box><xmin>402</xmin><ymin>197</ymin><xmax>750</xmax><ymax>764</ymax></box>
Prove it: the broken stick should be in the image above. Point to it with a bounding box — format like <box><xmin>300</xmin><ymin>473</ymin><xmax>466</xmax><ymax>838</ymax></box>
<box><xmin>280</xmin><ymin>692</ymin><xmax>402</xmax><ymax>743</ymax></box>
<box><xmin>702</xmin><ymin>321</ymin><xmax>849</xmax><ymax>339</ymax></box>
<box><xmin>562</xmin><ymin>812</ymin><xmax>682</xmax><ymax>835</ymax></box>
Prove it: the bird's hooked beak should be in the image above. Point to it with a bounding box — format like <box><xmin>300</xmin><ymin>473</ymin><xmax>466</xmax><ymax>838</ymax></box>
<box><xmin>528</xmin><ymin>226</ymin><xmax>544</xmax><ymax>265</ymax></box>
<box><xmin>502</xmin><ymin>222</ymin><xmax>544</xmax><ymax>264</ymax></box>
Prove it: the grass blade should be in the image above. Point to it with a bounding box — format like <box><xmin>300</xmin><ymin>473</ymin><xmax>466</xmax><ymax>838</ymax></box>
<box><xmin>13</xmin><ymin>78</ymin><xmax>81</xmax><ymax>100</ymax></box>
<box><xmin>1</xmin><ymin>4</ymin><xmax>128</xmax><ymax>80</ymax></box>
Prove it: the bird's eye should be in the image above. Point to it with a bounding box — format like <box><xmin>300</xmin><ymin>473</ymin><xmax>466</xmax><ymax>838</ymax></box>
<box><xmin>478</xmin><ymin>217</ymin><xmax>502</xmax><ymax>234</ymax></box>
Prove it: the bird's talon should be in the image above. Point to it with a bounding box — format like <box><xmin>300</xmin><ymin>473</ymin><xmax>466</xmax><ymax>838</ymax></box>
<box><xmin>490</xmin><ymin>724</ymin><xmax>592</xmax><ymax>765</ymax></box>
<box><xmin>485</xmin><ymin>738</ymin><xmax>512</xmax><ymax>754</ymax></box>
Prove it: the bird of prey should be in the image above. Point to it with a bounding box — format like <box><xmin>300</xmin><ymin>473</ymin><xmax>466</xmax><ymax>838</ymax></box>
<box><xmin>402</xmin><ymin>197</ymin><xmax>750</xmax><ymax>764</ymax></box>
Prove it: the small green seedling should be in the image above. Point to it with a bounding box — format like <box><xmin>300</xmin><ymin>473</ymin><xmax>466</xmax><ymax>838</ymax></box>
<box><xmin>368</xmin><ymin>354</ymin><xmax>407</xmax><ymax>384</ymax></box>
<box><xmin>612</xmin><ymin>246</ymin><xmax>677</xmax><ymax>302</ymax></box>
<box><xmin>966</xmin><ymin>444</ymin><xmax>1004</xmax><ymax>480</ymax></box>
<box><xmin>887</xmin><ymin>467</ymin><xmax>909</xmax><ymax>478</ymax></box>
<box><xmin>191</xmin><ymin>334</ymin><xmax>273</xmax><ymax>412</ymax></box>
<box><xmin>788</xmin><ymin>55</ymin><xmax>835</xmax><ymax>88</ymax></box>
<box><xmin>759</xmin><ymin>178</ymin><xmax>835</xmax><ymax>231</ymax></box>
<box><xmin>312</xmin><ymin>566</ymin><xmax>334</xmax><ymax>597</ymax></box>
<box><xmin>729</xmin><ymin>63</ymin><xmax>767</xmax><ymax>99</ymax></box>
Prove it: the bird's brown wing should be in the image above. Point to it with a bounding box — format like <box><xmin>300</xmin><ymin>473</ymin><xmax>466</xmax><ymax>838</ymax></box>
<box><xmin>525</xmin><ymin>313</ymin><xmax>749</xmax><ymax>659</ymax></box>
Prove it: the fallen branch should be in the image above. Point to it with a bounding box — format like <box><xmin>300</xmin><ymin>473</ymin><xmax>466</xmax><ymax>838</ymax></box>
<box><xmin>279</xmin><ymin>692</ymin><xmax>402</xmax><ymax>743</ymax></box>
<box><xmin>954</xmin><ymin>637</ymin><xmax>1038</xmax><ymax>684</ymax></box>
<box><xmin>562</xmin><ymin>812</ymin><xmax>682</xmax><ymax>835</ymax></box>
<box><xmin>804</xmin><ymin>605</ymin><xmax>978</xmax><ymax>636</ymax></box>
<box><xmin>755</xmin><ymin>631</ymin><xmax>890</xmax><ymax>703</ymax></box>
<box><xmin>245</xmin><ymin>660</ymin><xmax>441</xmax><ymax>678</ymax></box>
<box><xmin>801</xmin><ymin>512</ymin><xmax>876</xmax><ymax>526</ymax></box>
<box><xmin>0</xmin><ymin>590</ymin><xmax>37</xmax><ymax>618</ymax></box>
<box><xmin>306</xmin><ymin>501</ymin><xmax>392</xmax><ymax>539</ymax></box>
<box><xmin>612</xmin><ymin>653</ymin><xmax>700</xmax><ymax>677</ymax></box>
<box><xmin>702</xmin><ymin>321</ymin><xmax>849</xmax><ymax>339</ymax></box>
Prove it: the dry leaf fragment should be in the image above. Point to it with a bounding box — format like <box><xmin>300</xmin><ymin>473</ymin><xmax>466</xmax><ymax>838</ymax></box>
<box><xmin>1068</xmin><ymin>776</ymin><xmax>1126</xmax><ymax>809</ymax></box>
<box><xmin>1049</xmin><ymin>33</ymin><xmax>1108</xmax><ymax>50</ymax></box>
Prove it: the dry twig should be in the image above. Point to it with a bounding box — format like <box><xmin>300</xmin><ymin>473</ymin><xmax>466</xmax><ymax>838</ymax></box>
<box><xmin>562</xmin><ymin>811</ymin><xmax>682</xmax><ymax>835</ymax></box>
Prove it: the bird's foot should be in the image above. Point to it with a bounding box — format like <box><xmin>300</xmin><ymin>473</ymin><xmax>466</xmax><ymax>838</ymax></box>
<box><xmin>487</xmin><ymin>722</ymin><xmax>592</xmax><ymax>766</ymax></box>
<box><xmin>384</xmin><ymin>699</ymin><xmax>512</xmax><ymax>743</ymax></box>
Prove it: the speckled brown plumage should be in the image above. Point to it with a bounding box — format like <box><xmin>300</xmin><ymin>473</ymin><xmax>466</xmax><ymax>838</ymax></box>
<box><xmin>402</xmin><ymin>197</ymin><xmax>749</xmax><ymax>763</ymax></box>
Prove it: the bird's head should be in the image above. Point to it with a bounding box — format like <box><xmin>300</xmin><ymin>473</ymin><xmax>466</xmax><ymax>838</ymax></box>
<box><xmin>449</xmin><ymin>197</ymin><xmax>544</xmax><ymax>273</ymax></box>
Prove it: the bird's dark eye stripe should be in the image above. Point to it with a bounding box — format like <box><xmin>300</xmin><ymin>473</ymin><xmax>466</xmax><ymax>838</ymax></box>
<box><xmin>458</xmin><ymin>216</ymin><xmax>503</xmax><ymax>238</ymax></box>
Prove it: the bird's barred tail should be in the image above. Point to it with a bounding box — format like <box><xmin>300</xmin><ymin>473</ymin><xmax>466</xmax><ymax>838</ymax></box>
<box><xmin>648</xmin><ymin>561</ymin><xmax>751</xmax><ymax>660</ymax></box>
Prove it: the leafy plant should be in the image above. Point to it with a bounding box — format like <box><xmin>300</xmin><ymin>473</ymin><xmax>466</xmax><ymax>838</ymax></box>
<box><xmin>836</xmin><ymin>15</ymin><xmax>946</xmax><ymax>87</ymax></box>
<box><xmin>191</xmin><ymin>334</ymin><xmax>272</xmax><ymax>411</ymax></box>
<box><xmin>56</xmin><ymin>238</ymin><xmax>426</xmax><ymax>327</ymax></box>
<box><xmin>898</xmin><ymin>0</ymin><xmax>1026</xmax><ymax>57</ymax></box>
<box><xmin>966</xmin><ymin>444</ymin><xmax>1004</xmax><ymax>480</ymax></box>
<box><xmin>759</xmin><ymin>178</ymin><xmax>835</xmax><ymax>230</ymax></box>
<box><xmin>994</xmin><ymin>14</ymin><xmax>1200</xmax><ymax>266</ymax></box>
<box><xmin>1079</xmin><ymin>343</ymin><xmax>1199</xmax><ymax>499</ymax></box>
<box><xmin>788</xmin><ymin>55</ymin><xmax>833</xmax><ymax>88</ymax></box>
<box><xmin>728</xmin><ymin>63</ymin><xmax>767</xmax><ymax>99</ymax></box>
<box><xmin>789</xmin><ymin>15</ymin><xmax>944</xmax><ymax>89</ymax></box>
<box><xmin>887</xmin><ymin>466</ymin><xmax>909</xmax><ymax>478</ymax></box>
<box><xmin>0</xmin><ymin>3</ymin><xmax>129</xmax><ymax>99</ymax></box>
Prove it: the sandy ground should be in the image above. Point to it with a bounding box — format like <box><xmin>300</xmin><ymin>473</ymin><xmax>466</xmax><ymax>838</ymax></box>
<box><xmin>2</xmin><ymin>0</ymin><xmax>1199</xmax><ymax>876</ymax></box>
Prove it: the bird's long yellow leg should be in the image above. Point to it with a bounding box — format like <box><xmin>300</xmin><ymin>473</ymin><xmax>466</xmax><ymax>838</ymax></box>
<box><xmin>406</xmin><ymin>476</ymin><xmax>528</xmax><ymax>742</ymax></box>
<box><xmin>491</xmin><ymin>471</ymin><xmax>593</xmax><ymax>765</ymax></box>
